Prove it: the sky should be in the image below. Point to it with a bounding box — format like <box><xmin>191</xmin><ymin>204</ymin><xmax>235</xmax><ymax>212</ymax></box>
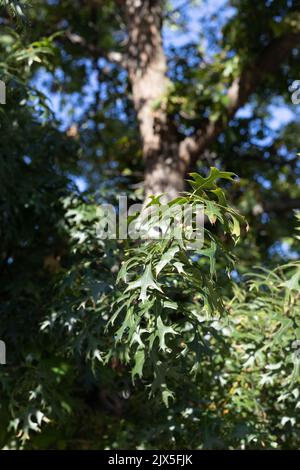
<box><xmin>33</xmin><ymin>0</ymin><xmax>299</xmax><ymax>194</ymax></box>
<box><xmin>30</xmin><ymin>0</ymin><xmax>300</xmax><ymax>259</ymax></box>
<box><xmin>35</xmin><ymin>0</ymin><xmax>298</xmax><ymax>128</ymax></box>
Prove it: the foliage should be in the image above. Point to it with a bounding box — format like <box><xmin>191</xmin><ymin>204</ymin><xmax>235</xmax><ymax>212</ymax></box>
<box><xmin>107</xmin><ymin>169</ymin><xmax>246</xmax><ymax>405</ymax></box>
<box><xmin>0</xmin><ymin>0</ymin><xmax>300</xmax><ymax>450</ymax></box>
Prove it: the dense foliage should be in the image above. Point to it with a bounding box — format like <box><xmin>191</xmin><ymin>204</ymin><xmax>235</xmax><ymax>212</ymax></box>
<box><xmin>0</xmin><ymin>0</ymin><xmax>299</xmax><ymax>449</ymax></box>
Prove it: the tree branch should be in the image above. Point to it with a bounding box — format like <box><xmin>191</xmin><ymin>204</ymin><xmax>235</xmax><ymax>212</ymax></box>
<box><xmin>180</xmin><ymin>32</ymin><xmax>300</xmax><ymax>168</ymax></box>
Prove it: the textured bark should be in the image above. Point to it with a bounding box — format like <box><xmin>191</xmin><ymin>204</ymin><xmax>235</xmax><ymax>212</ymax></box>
<box><xmin>125</xmin><ymin>0</ymin><xmax>188</xmax><ymax>200</ymax></box>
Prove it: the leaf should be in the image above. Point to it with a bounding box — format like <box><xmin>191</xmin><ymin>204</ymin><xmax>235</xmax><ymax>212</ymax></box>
<box><xmin>163</xmin><ymin>300</ymin><xmax>178</xmax><ymax>310</ymax></box>
<box><xmin>117</xmin><ymin>258</ymin><xmax>140</xmax><ymax>283</ymax></box>
<box><xmin>205</xmin><ymin>200</ymin><xmax>221</xmax><ymax>224</ymax></box>
<box><xmin>231</xmin><ymin>214</ymin><xmax>241</xmax><ymax>238</ymax></box>
<box><xmin>211</xmin><ymin>187</ymin><xmax>227</xmax><ymax>206</ymax></box>
<box><xmin>150</xmin><ymin>360</ymin><xmax>174</xmax><ymax>407</ymax></box>
<box><xmin>188</xmin><ymin>167</ymin><xmax>236</xmax><ymax>192</ymax></box>
<box><xmin>174</xmin><ymin>261</ymin><xmax>185</xmax><ymax>274</ymax></box>
<box><xmin>290</xmin><ymin>357</ymin><xmax>300</xmax><ymax>386</ymax></box>
<box><xmin>132</xmin><ymin>348</ymin><xmax>145</xmax><ymax>381</ymax></box>
<box><xmin>129</xmin><ymin>327</ymin><xmax>146</xmax><ymax>348</ymax></box>
<box><xmin>155</xmin><ymin>246</ymin><xmax>180</xmax><ymax>276</ymax></box>
<box><xmin>156</xmin><ymin>316</ymin><xmax>178</xmax><ymax>352</ymax></box>
<box><xmin>162</xmin><ymin>389</ymin><xmax>175</xmax><ymax>407</ymax></box>
<box><xmin>263</xmin><ymin>318</ymin><xmax>293</xmax><ymax>350</ymax></box>
<box><xmin>283</xmin><ymin>269</ymin><xmax>300</xmax><ymax>291</ymax></box>
<box><xmin>126</xmin><ymin>264</ymin><xmax>163</xmax><ymax>302</ymax></box>
<box><xmin>199</xmin><ymin>241</ymin><xmax>217</xmax><ymax>276</ymax></box>
<box><xmin>114</xmin><ymin>308</ymin><xmax>135</xmax><ymax>343</ymax></box>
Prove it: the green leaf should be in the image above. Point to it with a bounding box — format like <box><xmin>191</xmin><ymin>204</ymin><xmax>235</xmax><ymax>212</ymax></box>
<box><xmin>132</xmin><ymin>348</ymin><xmax>145</xmax><ymax>381</ymax></box>
<box><xmin>163</xmin><ymin>300</ymin><xmax>178</xmax><ymax>310</ymax></box>
<box><xmin>162</xmin><ymin>389</ymin><xmax>175</xmax><ymax>408</ymax></box>
<box><xmin>156</xmin><ymin>316</ymin><xmax>178</xmax><ymax>352</ymax></box>
<box><xmin>211</xmin><ymin>187</ymin><xmax>227</xmax><ymax>206</ymax></box>
<box><xmin>283</xmin><ymin>269</ymin><xmax>300</xmax><ymax>291</ymax></box>
<box><xmin>174</xmin><ymin>261</ymin><xmax>185</xmax><ymax>274</ymax></box>
<box><xmin>188</xmin><ymin>167</ymin><xmax>236</xmax><ymax>192</ymax></box>
<box><xmin>126</xmin><ymin>264</ymin><xmax>163</xmax><ymax>302</ymax></box>
<box><xmin>155</xmin><ymin>246</ymin><xmax>180</xmax><ymax>276</ymax></box>
<box><xmin>199</xmin><ymin>241</ymin><xmax>217</xmax><ymax>276</ymax></box>
<box><xmin>231</xmin><ymin>214</ymin><xmax>241</xmax><ymax>238</ymax></box>
<box><xmin>205</xmin><ymin>200</ymin><xmax>222</xmax><ymax>224</ymax></box>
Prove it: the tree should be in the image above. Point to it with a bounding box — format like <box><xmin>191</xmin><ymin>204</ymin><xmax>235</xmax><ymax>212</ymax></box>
<box><xmin>122</xmin><ymin>0</ymin><xmax>300</xmax><ymax>200</ymax></box>
<box><xmin>0</xmin><ymin>0</ymin><xmax>300</xmax><ymax>450</ymax></box>
<box><xmin>23</xmin><ymin>0</ymin><xmax>299</xmax><ymax>254</ymax></box>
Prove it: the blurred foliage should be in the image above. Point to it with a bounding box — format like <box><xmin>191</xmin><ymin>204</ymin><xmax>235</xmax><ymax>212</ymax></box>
<box><xmin>0</xmin><ymin>0</ymin><xmax>300</xmax><ymax>450</ymax></box>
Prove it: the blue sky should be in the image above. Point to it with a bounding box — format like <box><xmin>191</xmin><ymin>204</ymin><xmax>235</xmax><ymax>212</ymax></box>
<box><xmin>33</xmin><ymin>0</ymin><xmax>299</xmax><ymax>193</ymax></box>
<box><xmin>36</xmin><ymin>0</ymin><xmax>298</xmax><ymax>129</ymax></box>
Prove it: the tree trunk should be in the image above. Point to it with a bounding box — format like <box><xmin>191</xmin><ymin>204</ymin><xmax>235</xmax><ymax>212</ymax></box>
<box><xmin>125</xmin><ymin>0</ymin><xmax>188</xmax><ymax>201</ymax></box>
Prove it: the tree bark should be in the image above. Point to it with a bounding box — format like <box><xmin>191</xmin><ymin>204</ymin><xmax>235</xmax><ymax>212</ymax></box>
<box><xmin>125</xmin><ymin>0</ymin><xmax>188</xmax><ymax>200</ymax></box>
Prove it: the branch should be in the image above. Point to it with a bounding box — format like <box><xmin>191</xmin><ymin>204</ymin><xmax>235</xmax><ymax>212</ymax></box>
<box><xmin>179</xmin><ymin>32</ymin><xmax>300</xmax><ymax>167</ymax></box>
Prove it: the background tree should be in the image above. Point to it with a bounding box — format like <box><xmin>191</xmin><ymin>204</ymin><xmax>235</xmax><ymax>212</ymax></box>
<box><xmin>0</xmin><ymin>0</ymin><xmax>300</xmax><ymax>449</ymax></box>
